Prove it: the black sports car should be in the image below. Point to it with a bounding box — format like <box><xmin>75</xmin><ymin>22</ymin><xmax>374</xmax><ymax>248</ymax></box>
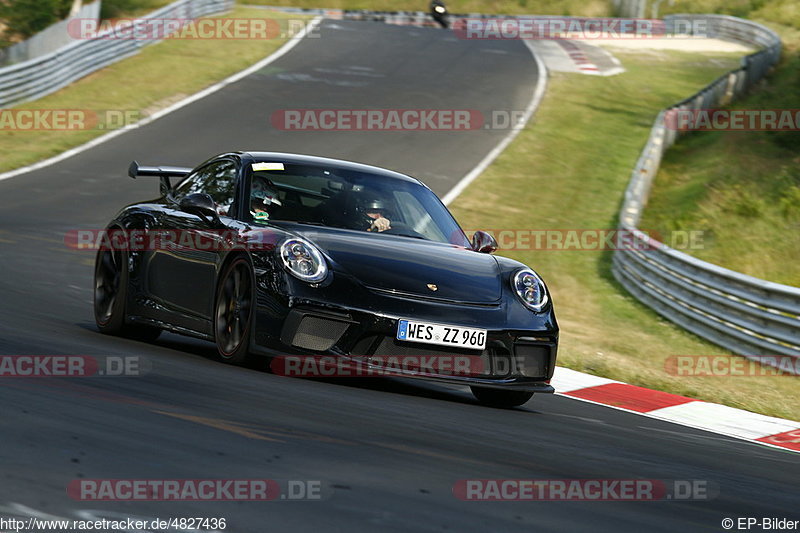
<box><xmin>94</xmin><ymin>151</ymin><xmax>558</xmax><ymax>407</ymax></box>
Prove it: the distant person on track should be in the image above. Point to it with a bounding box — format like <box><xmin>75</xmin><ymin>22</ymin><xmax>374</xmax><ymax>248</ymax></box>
<box><xmin>430</xmin><ymin>0</ymin><xmax>449</xmax><ymax>29</ymax></box>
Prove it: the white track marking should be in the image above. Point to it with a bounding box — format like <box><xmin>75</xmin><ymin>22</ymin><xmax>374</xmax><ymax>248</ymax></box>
<box><xmin>441</xmin><ymin>38</ymin><xmax>547</xmax><ymax>206</ymax></box>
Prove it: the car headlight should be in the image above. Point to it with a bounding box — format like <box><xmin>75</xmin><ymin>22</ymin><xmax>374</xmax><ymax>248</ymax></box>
<box><xmin>280</xmin><ymin>238</ymin><xmax>327</xmax><ymax>283</ymax></box>
<box><xmin>511</xmin><ymin>269</ymin><xmax>548</xmax><ymax>311</ymax></box>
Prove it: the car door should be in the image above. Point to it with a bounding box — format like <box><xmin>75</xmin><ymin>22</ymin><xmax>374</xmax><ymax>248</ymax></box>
<box><xmin>145</xmin><ymin>159</ymin><xmax>241</xmax><ymax>332</ymax></box>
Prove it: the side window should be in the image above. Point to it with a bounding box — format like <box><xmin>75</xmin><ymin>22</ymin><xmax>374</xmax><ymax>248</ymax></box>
<box><xmin>173</xmin><ymin>160</ymin><xmax>238</xmax><ymax>216</ymax></box>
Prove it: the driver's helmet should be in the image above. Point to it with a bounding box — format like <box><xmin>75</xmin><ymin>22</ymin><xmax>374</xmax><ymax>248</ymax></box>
<box><xmin>360</xmin><ymin>197</ymin><xmax>386</xmax><ymax>215</ymax></box>
<box><xmin>354</xmin><ymin>193</ymin><xmax>391</xmax><ymax>230</ymax></box>
<box><xmin>251</xmin><ymin>175</ymin><xmax>282</xmax><ymax>221</ymax></box>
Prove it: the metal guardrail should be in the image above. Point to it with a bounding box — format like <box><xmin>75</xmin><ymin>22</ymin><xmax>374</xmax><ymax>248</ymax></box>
<box><xmin>0</xmin><ymin>0</ymin><xmax>233</xmax><ymax>108</ymax></box>
<box><xmin>612</xmin><ymin>15</ymin><xmax>800</xmax><ymax>373</ymax></box>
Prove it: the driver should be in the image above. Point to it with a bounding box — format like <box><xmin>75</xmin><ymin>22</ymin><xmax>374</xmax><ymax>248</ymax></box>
<box><xmin>359</xmin><ymin>196</ymin><xmax>392</xmax><ymax>232</ymax></box>
<box><xmin>250</xmin><ymin>175</ymin><xmax>282</xmax><ymax>221</ymax></box>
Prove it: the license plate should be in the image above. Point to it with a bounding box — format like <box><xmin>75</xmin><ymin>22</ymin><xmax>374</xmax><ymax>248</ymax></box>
<box><xmin>396</xmin><ymin>319</ymin><xmax>487</xmax><ymax>350</ymax></box>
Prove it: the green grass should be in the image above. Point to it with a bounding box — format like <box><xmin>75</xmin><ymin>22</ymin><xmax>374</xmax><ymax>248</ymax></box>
<box><xmin>449</xmin><ymin>48</ymin><xmax>800</xmax><ymax>421</ymax></box>
<box><xmin>101</xmin><ymin>0</ymin><xmax>175</xmax><ymax>19</ymax></box>
<box><xmin>239</xmin><ymin>0</ymin><xmax>610</xmax><ymax>17</ymax></box>
<box><xmin>659</xmin><ymin>0</ymin><xmax>800</xmax><ymax>31</ymax></box>
<box><xmin>640</xmin><ymin>27</ymin><xmax>800</xmax><ymax>286</ymax></box>
<box><xmin>0</xmin><ymin>7</ymin><xmax>307</xmax><ymax>173</ymax></box>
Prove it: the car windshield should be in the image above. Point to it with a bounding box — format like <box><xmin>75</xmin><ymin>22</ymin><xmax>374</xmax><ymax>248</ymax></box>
<box><xmin>246</xmin><ymin>160</ymin><xmax>471</xmax><ymax>247</ymax></box>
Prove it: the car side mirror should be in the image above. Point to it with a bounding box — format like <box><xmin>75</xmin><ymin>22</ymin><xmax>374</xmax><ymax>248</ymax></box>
<box><xmin>472</xmin><ymin>230</ymin><xmax>498</xmax><ymax>254</ymax></box>
<box><xmin>179</xmin><ymin>193</ymin><xmax>220</xmax><ymax>225</ymax></box>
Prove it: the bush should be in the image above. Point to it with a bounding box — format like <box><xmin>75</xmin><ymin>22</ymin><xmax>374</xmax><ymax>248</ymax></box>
<box><xmin>0</xmin><ymin>0</ymin><xmax>73</xmax><ymax>40</ymax></box>
<box><xmin>100</xmin><ymin>0</ymin><xmax>162</xmax><ymax>19</ymax></box>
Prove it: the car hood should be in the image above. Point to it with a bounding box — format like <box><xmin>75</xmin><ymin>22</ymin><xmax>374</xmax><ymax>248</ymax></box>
<box><xmin>297</xmin><ymin>228</ymin><xmax>502</xmax><ymax>304</ymax></box>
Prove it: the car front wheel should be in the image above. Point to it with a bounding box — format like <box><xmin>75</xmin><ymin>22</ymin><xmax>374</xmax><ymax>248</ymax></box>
<box><xmin>214</xmin><ymin>257</ymin><xmax>255</xmax><ymax>364</ymax></box>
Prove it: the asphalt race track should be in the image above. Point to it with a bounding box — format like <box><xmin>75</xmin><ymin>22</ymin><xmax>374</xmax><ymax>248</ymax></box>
<box><xmin>0</xmin><ymin>20</ymin><xmax>798</xmax><ymax>532</ymax></box>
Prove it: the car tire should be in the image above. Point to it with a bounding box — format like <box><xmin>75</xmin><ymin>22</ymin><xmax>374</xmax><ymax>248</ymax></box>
<box><xmin>214</xmin><ymin>257</ymin><xmax>255</xmax><ymax>364</ymax></box>
<box><xmin>94</xmin><ymin>247</ymin><xmax>161</xmax><ymax>342</ymax></box>
<box><xmin>470</xmin><ymin>387</ymin><xmax>534</xmax><ymax>408</ymax></box>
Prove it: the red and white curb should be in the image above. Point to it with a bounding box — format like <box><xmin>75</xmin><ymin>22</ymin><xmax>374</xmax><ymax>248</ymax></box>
<box><xmin>555</xmin><ymin>39</ymin><xmax>600</xmax><ymax>74</ymax></box>
<box><xmin>551</xmin><ymin>367</ymin><xmax>800</xmax><ymax>453</ymax></box>
<box><xmin>528</xmin><ymin>39</ymin><xmax>624</xmax><ymax>77</ymax></box>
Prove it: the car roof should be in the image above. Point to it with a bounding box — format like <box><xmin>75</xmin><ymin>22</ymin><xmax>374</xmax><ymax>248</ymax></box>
<box><xmin>237</xmin><ymin>151</ymin><xmax>423</xmax><ymax>185</ymax></box>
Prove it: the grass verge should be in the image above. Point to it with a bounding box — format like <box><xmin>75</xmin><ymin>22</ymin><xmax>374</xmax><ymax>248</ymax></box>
<box><xmin>449</xmin><ymin>47</ymin><xmax>800</xmax><ymax>421</ymax></box>
<box><xmin>659</xmin><ymin>0</ymin><xmax>800</xmax><ymax>31</ymax></box>
<box><xmin>639</xmin><ymin>26</ymin><xmax>800</xmax><ymax>286</ymax></box>
<box><xmin>0</xmin><ymin>7</ymin><xmax>307</xmax><ymax>173</ymax></box>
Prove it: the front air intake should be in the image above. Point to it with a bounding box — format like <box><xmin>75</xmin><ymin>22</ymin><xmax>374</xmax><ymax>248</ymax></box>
<box><xmin>280</xmin><ymin>310</ymin><xmax>353</xmax><ymax>352</ymax></box>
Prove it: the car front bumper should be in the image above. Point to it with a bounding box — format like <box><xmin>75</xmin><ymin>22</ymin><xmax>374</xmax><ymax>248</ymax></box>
<box><xmin>251</xmin><ymin>281</ymin><xmax>558</xmax><ymax>392</ymax></box>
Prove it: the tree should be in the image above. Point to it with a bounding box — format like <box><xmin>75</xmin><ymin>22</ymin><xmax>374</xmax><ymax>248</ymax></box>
<box><xmin>0</xmin><ymin>0</ymin><xmax>73</xmax><ymax>40</ymax></box>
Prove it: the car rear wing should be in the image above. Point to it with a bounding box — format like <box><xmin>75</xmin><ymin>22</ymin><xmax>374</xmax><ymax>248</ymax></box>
<box><xmin>128</xmin><ymin>160</ymin><xmax>192</xmax><ymax>196</ymax></box>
